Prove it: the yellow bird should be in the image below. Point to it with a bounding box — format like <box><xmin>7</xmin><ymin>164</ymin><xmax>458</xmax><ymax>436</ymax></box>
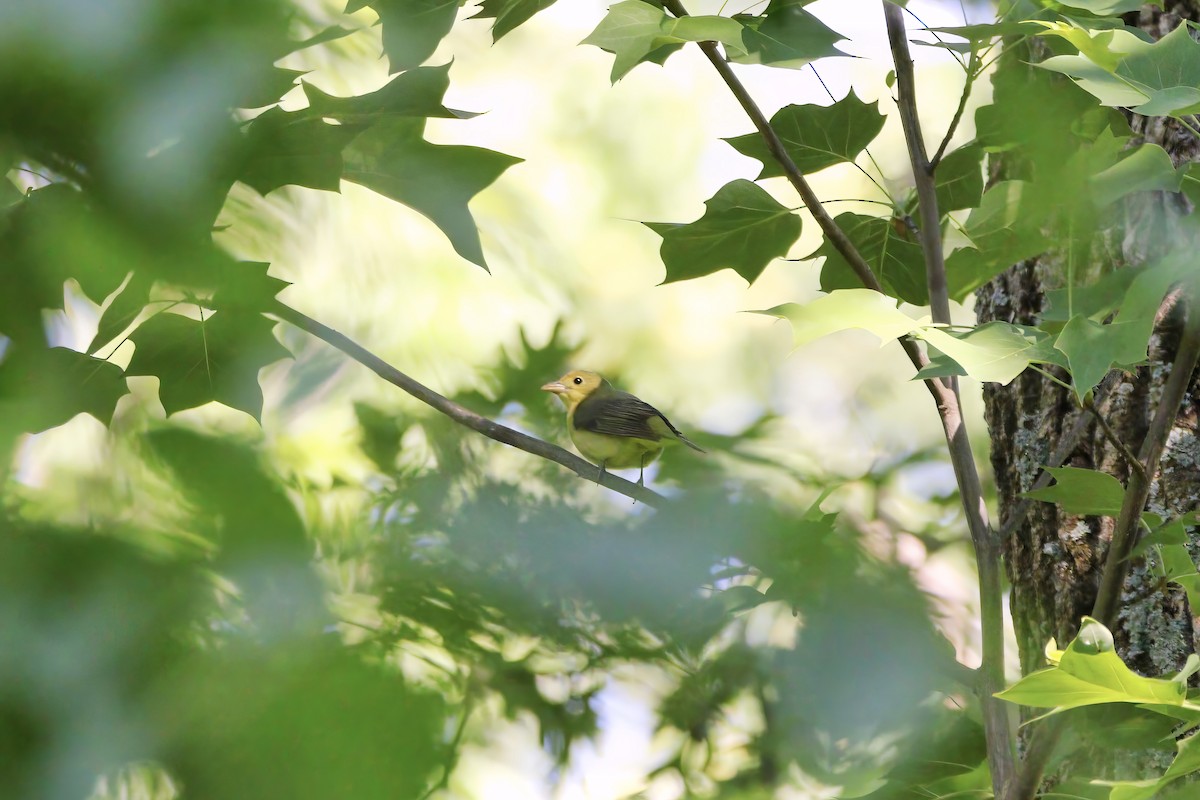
<box><xmin>541</xmin><ymin>370</ymin><xmax>704</xmax><ymax>486</ymax></box>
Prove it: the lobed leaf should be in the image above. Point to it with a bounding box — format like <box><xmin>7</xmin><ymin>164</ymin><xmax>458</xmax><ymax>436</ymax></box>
<box><xmin>582</xmin><ymin>1</ymin><xmax>746</xmax><ymax>81</ymax></box>
<box><xmin>342</xmin><ymin>119</ymin><xmax>522</xmax><ymax>269</ymax></box>
<box><xmin>729</xmin><ymin>0</ymin><xmax>843</xmax><ymax>69</ymax></box>
<box><xmin>1023</xmin><ymin>466</ymin><xmax>1126</xmax><ymax>517</ymax></box>
<box><xmin>725</xmin><ymin>92</ymin><xmax>886</xmax><ymax>178</ymax></box>
<box><xmin>126</xmin><ymin>310</ymin><xmax>292</xmax><ymax>420</ymax></box>
<box><xmin>644</xmin><ymin>179</ymin><xmax>801</xmax><ymax>285</ymax></box>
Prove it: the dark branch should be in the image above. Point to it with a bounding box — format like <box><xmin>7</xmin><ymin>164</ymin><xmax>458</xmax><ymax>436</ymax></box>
<box><xmin>270</xmin><ymin>300</ymin><xmax>667</xmax><ymax>507</ymax></box>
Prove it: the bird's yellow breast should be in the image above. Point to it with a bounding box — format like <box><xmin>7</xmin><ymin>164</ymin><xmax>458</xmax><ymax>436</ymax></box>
<box><xmin>567</xmin><ymin>410</ymin><xmax>663</xmax><ymax>469</ymax></box>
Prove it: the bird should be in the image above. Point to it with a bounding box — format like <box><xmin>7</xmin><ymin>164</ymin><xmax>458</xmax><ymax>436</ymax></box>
<box><xmin>541</xmin><ymin>370</ymin><xmax>704</xmax><ymax>486</ymax></box>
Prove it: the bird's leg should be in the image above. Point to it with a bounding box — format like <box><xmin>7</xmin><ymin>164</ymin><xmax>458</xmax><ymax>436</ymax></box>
<box><xmin>597</xmin><ymin>461</ymin><xmax>607</xmax><ymax>485</ymax></box>
<box><xmin>637</xmin><ymin>454</ymin><xmax>646</xmax><ymax>487</ymax></box>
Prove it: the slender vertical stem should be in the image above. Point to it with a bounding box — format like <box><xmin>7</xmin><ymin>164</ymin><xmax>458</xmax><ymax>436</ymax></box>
<box><xmin>884</xmin><ymin>4</ymin><xmax>1015</xmax><ymax>797</ymax></box>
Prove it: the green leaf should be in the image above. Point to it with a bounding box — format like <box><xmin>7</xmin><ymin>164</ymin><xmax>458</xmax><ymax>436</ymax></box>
<box><xmin>238</xmin><ymin>67</ymin><xmax>305</xmax><ymax>110</ymax></box>
<box><xmin>147</xmin><ymin>429</ymin><xmax>309</xmax><ymax>558</ymax></box>
<box><xmin>934</xmin><ymin>144</ymin><xmax>985</xmax><ymax>213</ymax></box>
<box><xmin>89</xmin><ymin>273</ymin><xmax>153</xmax><ymax>354</ymax></box>
<box><xmin>1038</xmin><ymin>53</ymin><xmax>1150</xmax><ymax>108</ymax></box>
<box><xmin>302</xmin><ymin>64</ymin><xmax>475</xmax><ymax>121</ymax></box>
<box><xmin>1035</xmin><ymin>20</ymin><xmax>1152</xmax><ymax>72</ymax></box>
<box><xmin>809</xmin><ymin>214</ymin><xmax>927</xmax><ymax>305</ymax></box>
<box><xmin>240</xmin><ymin>108</ymin><xmax>361</xmax><ymax>195</ymax></box>
<box><xmin>1038</xmin><ymin>23</ymin><xmax>1200</xmax><ymax>116</ymax></box>
<box><xmin>476</xmin><ymin>0</ymin><xmax>559</xmax><ymax>40</ymax></box>
<box><xmin>1024</xmin><ymin>466</ymin><xmax>1125</xmax><ymax>516</ymax></box>
<box><xmin>0</xmin><ymin>345</ymin><xmax>129</xmax><ymax>435</ymax></box>
<box><xmin>210</xmin><ymin>261</ymin><xmax>291</xmax><ymax>313</ymax></box>
<box><xmin>729</xmin><ymin>0</ymin><xmax>843</xmax><ymax>69</ymax></box>
<box><xmin>1043</xmin><ymin>267</ymin><xmax>1138</xmax><ymax>323</ymax></box>
<box><xmin>355</xmin><ymin>0</ymin><xmax>459</xmax><ymax>74</ymax></box>
<box><xmin>1090</xmin><ymin>143</ymin><xmax>1183</xmax><ymax>207</ymax></box>
<box><xmin>1055</xmin><ymin>0</ymin><xmax>1162</xmax><ymax>16</ymax></box>
<box><xmin>156</xmin><ymin>646</ymin><xmax>446</xmax><ymax>799</ymax></box>
<box><xmin>1054</xmin><ymin>314</ymin><xmax>1148</xmax><ymax>398</ymax></box>
<box><xmin>1157</xmin><ymin>543</ymin><xmax>1200</xmax><ymax>612</ymax></box>
<box><xmin>916</xmin><ymin>322</ymin><xmax>1064</xmax><ymax>385</ymax></box>
<box><xmin>342</xmin><ymin>119</ymin><xmax>522</xmax><ymax>270</ymax></box>
<box><xmin>725</xmin><ymin>92</ymin><xmax>886</xmax><ymax>178</ymax></box>
<box><xmin>1117</xmin><ymin>24</ymin><xmax>1200</xmax><ymax>116</ymax></box>
<box><xmin>644</xmin><ymin>179</ymin><xmax>801</xmax><ymax>285</ymax></box>
<box><xmin>1095</xmin><ymin>729</ymin><xmax>1200</xmax><ymax>800</ymax></box>
<box><xmin>944</xmin><ymin>181</ymin><xmax>1051</xmax><ymax>301</ymax></box>
<box><xmin>581</xmin><ymin>1</ymin><xmax>746</xmax><ymax>81</ymax></box>
<box><xmin>126</xmin><ymin>310</ymin><xmax>291</xmax><ymax>420</ymax></box>
<box><xmin>757</xmin><ymin>289</ymin><xmax>921</xmax><ymax>348</ymax></box>
<box><xmin>922</xmin><ymin>21</ymin><xmax>1041</xmax><ymax>42</ymax></box>
<box><xmin>996</xmin><ymin>617</ymin><xmax>1185</xmax><ymax>710</ymax></box>
<box><xmin>1052</xmin><ymin>255</ymin><xmax>1191</xmax><ymax>399</ymax></box>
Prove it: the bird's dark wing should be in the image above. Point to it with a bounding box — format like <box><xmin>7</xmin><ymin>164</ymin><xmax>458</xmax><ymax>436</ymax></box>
<box><xmin>573</xmin><ymin>390</ymin><xmax>673</xmax><ymax>441</ymax></box>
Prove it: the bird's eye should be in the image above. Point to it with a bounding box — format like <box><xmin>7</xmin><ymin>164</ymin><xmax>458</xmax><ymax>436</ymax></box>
<box><xmin>573</xmin><ymin>376</ymin><xmax>583</xmax><ymax>385</ymax></box>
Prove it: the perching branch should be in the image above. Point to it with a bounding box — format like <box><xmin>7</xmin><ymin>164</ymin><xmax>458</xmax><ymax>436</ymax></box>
<box><xmin>883</xmin><ymin>4</ymin><xmax>1015</xmax><ymax>797</ymax></box>
<box><xmin>269</xmin><ymin>300</ymin><xmax>667</xmax><ymax>508</ymax></box>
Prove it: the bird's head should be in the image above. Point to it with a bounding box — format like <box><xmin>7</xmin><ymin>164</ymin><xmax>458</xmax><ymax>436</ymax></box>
<box><xmin>541</xmin><ymin>370</ymin><xmax>604</xmax><ymax>409</ymax></box>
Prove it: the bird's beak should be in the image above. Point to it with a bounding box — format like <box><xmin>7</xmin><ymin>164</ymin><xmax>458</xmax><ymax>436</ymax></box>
<box><xmin>540</xmin><ymin>381</ymin><xmax>566</xmax><ymax>395</ymax></box>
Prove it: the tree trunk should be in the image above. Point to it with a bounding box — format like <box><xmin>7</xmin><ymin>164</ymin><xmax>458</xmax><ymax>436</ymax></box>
<box><xmin>976</xmin><ymin>0</ymin><xmax>1200</xmax><ymax>784</ymax></box>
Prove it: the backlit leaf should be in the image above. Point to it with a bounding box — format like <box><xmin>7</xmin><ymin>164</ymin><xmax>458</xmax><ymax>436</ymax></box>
<box><xmin>997</xmin><ymin>617</ymin><xmax>1185</xmax><ymax>709</ymax></box>
<box><xmin>582</xmin><ymin>1</ymin><xmax>746</xmax><ymax>81</ymax></box>
<box><xmin>126</xmin><ymin>310</ymin><xmax>291</xmax><ymax>420</ymax></box>
<box><xmin>644</xmin><ymin>179</ymin><xmax>801</xmax><ymax>285</ymax></box>
<box><xmin>343</xmin><ymin>119</ymin><xmax>522</xmax><ymax>269</ymax></box>
<box><xmin>725</xmin><ymin>92</ymin><xmax>886</xmax><ymax>178</ymax></box>
<box><xmin>809</xmin><ymin>213</ymin><xmax>927</xmax><ymax>305</ymax></box>
<box><xmin>730</xmin><ymin>0</ymin><xmax>843</xmax><ymax>69</ymax></box>
<box><xmin>0</xmin><ymin>345</ymin><xmax>128</xmax><ymax>435</ymax></box>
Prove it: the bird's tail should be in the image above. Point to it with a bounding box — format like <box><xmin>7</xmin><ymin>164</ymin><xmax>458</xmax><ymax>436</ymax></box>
<box><xmin>678</xmin><ymin>434</ymin><xmax>705</xmax><ymax>454</ymax></box>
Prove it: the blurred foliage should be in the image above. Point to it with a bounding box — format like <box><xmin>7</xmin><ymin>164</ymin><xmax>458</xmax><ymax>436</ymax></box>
<box><xmin>8</xmin><ymin>0</ymin><xmax>1200</xmax><ymax>797</ymax></box>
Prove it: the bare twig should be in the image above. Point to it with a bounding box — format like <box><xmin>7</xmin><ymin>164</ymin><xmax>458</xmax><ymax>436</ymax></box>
<box><xmin>1086</xmin><ymin>402</ymin><xmax>1149</xmax><ymax>481</ymax></box>
<box><xmin>884</xmin><ymin>4</ymin><xmax>1014</xmax><ymax>796</ymax></box>
<box><xmin>931</xmin><ymin>49</ymin><xmax>978</xmax><ymax>169</ymax></box>
<box><xmin>270</xmin><ymin>300</ymin><xmax>667</xmax><ymax>507</ymax></box>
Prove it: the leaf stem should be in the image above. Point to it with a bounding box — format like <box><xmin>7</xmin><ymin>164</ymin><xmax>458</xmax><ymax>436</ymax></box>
<box><xmin>931</xmin><ymin>48</ymin><xmax>978</xmax><ymax>169</ymax></box>
<box><xmin>1084</xmin><ymin>401</ymin><xmax>1148</xmax><ymax>481</ymax></box>
<box><xmin>269</xmin><ymin>300</ymin><xmax>667</xmax><ymax>507</ymax></box>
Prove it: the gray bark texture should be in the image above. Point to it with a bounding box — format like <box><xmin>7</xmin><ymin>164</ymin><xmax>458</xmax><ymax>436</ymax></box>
<box><xmin>976</xmin><ymin>0</ymin><xmax>1200</xmax><ymax>785</ymax></box>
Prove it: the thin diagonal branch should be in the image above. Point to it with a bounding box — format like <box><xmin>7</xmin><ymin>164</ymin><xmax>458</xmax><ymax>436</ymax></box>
<box><xmin>931</xmin><ymin>49</ymin><xmax>978</xmax><ymax>169</ymax></box>
<box><xmin>270</xmin><ymin>300</ymin><xmax>667</xmax><ymax>507</ymax></box>
<box><xmin>660</xmin><ymin>0</ymin><xmax>884</xmax><ymax>295</ymax></box>
<box><xmin>656</xmin><ymin>0</ymin><xmax>941</xmax><ymax>405</ymax></box>
<box><xmin>884</xmin><ymin>4</ymin><xmax>1014</xmax><ymax>797</ymax></box>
